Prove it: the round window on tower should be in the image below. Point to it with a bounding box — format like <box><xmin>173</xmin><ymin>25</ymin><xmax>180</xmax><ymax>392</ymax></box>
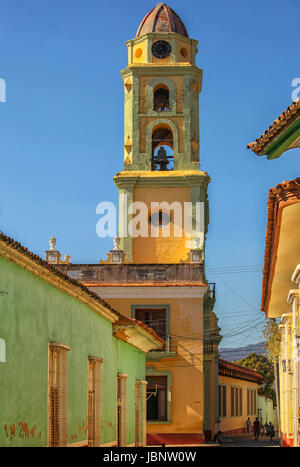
<box><xmin>149</xmin><ymin>211</ymin><xmax>171</xmax><ymax>227</ymax></box>
<box><xmin>152</xmin><ymin>41</ymin><xmax>171</xmax><ymax>59</ymax></box>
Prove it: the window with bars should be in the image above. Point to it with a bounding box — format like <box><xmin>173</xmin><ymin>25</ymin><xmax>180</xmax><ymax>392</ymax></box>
<box><xmin>230</xmin><ymin>386</ymin><xmax>243</xmax><ymax>417</ymax></box>
<box><xmin>146</xmin><ymin>375</ymin><xmax>167</xmax><ymax>421</ymax></box>
<box><xmin>88</xmin><ymin>357</ymin><xmax>102</xmax><ymax>447</ymax></box>
<box><xmin>247</xmin><ymin>388</ymin><xmax>257</xmax><ymax>415</ymax></box>
<box><xmin>219</xmin><ymin>384</ymin><xmax>227</xmax><ymax>417</ymax></box>
<box><xmin>134</xmin><ymin>308</ymin><xmax>167</xmax><ymax>341</ymax></box>
<box><xmin>48</xmin><ymin>343</ymin><xmax>70</xmax><ymax>447</ymax></box>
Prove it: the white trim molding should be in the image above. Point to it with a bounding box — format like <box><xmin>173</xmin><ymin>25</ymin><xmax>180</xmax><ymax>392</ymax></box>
<box><xmin>88</xmin><ymin>285</ymin><xmax>208</xmax><ymax>299</ymax></box>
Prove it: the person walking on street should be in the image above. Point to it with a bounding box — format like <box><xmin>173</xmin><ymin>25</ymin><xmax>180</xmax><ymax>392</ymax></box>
<box><xmin>245</xmin><ymin>417</ymin><xmax>251</xmax><ymax>434</ymax></box>
<box><xmin>253</xmin><ymin>417</ymin><xmax>261</xmax><ymax>441</ymax></box>
<box><xmin>268</xmin><ymin>422</ymin><xmax>275</xmax><ymax>442</ymax></box>
<box><xmin>264</xmin><ymin>422</ymin><xmax>269</xmax><ymax>438</ymax></box>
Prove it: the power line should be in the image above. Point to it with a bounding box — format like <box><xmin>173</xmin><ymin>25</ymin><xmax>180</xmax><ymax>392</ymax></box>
<box><xmin>206</xmin><ymin>263</ymin><xmax>260</xmax><ymax>312</ymax></box>
<box><xmin>206</xmin><ymin>264</ymin><xmax>263</xmax><ymax>275</ymax></box>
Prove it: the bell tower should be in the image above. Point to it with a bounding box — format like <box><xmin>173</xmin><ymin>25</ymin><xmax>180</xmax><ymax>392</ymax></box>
<box><xmin>114</xmin><ymin>3</ymin><xmax>210</xmax><ymax>264</ymax></box>
<box><xmin>55</xmin><ymin>4</ymin><xmax>221</xmax><ymax>444</ymax></box>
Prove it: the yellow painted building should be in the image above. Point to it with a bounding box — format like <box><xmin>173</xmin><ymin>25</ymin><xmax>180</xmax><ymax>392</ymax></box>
<box><xmin>218</xmin><ymin>359</ymin><xmax>263</xmax><ymax>436</ymax></box>
<box><xmin>55</xmin><ymin>4</ymin><xmax>222</xmax><ymax>445</ymax></box>
<box><xmin>261</xmin><ymin>182</ymin><xmax>300</xmax><ymax>447</ymax></box>
<box><xmin>248</xmin><ymin>100</ymin><xmax>300</xmax><ymax>446</ymax></box>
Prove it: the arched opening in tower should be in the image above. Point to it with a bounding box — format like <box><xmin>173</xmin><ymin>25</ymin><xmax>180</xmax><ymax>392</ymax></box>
<box><xmin>153</xmin><ymin>85</ymin><xmax>170</xmax><ymax>112</ymax></box>
<box><xmin>151</xmin><ymin>125</ymin><xmax>174</xmax><ymax>171</ymax></box>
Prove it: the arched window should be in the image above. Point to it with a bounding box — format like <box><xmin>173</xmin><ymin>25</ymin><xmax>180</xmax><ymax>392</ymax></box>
<box><xmin>151</xmin><ymin>125</ymin><xmax>173</xmax><ymax>171</ymax></box>
<box><xmin>153</xmin><ymin>85</ymin><xmax>170</xmax><ymax>112</ymax></box>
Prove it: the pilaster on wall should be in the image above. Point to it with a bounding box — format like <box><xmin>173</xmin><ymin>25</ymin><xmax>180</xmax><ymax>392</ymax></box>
<box><xmin>287</xmin><ymin>288</ymin><xmax>300</xmax><ymax>446</ymax></box>
<box><xmin>116</xmin><ymin>176</ymin><xmax>138</xmax><ymax>262</ymax></box>
<box><xmin>203</xmin><ymin>288</ymin><xmax>221</xmax><ymax>436</ymax></box>
<box><xmin>117</xmin><ymin>373</ymin><xmax>128</xmax><ymax>447</ymax></box>
<box><xmin>203</xmin><ymin>361</ymin><xmax>210</xmax><ymax>431</ymax></box>
<box><xmin>135</xmin><ymin>380</ymin><xmax>148</xmax><ymax>447</ymax></box>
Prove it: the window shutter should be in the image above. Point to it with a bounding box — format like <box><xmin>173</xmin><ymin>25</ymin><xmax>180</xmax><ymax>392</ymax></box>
<box><xmin>223</xmin><ymin>386</ymin><xmax>227</xmax><ymax>417</ymax></box>
<box><xmin>48</xmin><ymin>343</ymin><xmax>69</xmax><ymax>447</ymax></box>
<box><xmin>158</xmin><ymin>387</ymin><xmax>167</xmax><ymax>421</ymax></box>
<box><xmin>50</xmin><ymin>386</ymin><xmax>59</xmax><ymax>447</ymax></box>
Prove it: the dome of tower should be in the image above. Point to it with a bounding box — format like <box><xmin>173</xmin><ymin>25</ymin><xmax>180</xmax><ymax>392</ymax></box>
<box><xmin>136</xmin><ymin>3</ymin><xmax>189</xmax><ymax>38</ymax></box>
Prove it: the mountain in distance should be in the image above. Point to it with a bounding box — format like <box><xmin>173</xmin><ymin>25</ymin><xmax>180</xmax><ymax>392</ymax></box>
<box><xmin>219</xmin><ymin>342</ymin><xmax>267</xmax><ymax>362</ymax></box>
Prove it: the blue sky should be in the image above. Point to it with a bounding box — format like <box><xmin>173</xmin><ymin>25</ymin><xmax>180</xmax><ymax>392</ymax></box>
<box><xmin>0</xmin><ymin>0</ymin><xmax>299</xmax><ymax>348</ymax></box>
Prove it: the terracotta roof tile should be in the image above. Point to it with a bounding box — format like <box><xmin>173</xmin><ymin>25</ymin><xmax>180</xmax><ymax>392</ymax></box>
<box><xmin>247</xmin><ymin>100</ymin><xmax>300</xmax><ymax>155</ymax></box>
<box><xmin>136</xmin><ymin>3</ymin><xmax>188</xmax><ymax>38</ymax></box>
<box><xmin>82</xmin><ymin>281</ymin><xmax>207</xmax><ymax>287</ymax></box>
<box><xmin>219</xmin><ymin>358</ymin><xmax>264</xmax><ymax>382</ymax></box>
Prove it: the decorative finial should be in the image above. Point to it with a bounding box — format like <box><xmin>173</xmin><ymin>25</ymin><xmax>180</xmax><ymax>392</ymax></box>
<box><xmin>49</xmin><ymin>235</ymin><xmax>57</xmax><ymax>250</ymax></box>
<box><xmin>193</xmin><ymin>235</ymin><xmax>201</xmax><ymax>249</ymax></box>
<box><xmin>64</xmin><ymin>255</ymin><xmax>71</xmax><ymax>264</ymax></box>
<box><xmin>113</xmin><ymin>236</ymin><xmax>121</xmax><ymax>250</ymax></box>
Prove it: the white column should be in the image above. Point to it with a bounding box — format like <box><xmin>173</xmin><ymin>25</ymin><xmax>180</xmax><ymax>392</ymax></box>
<box><xmin>288</xmin><ymin>290</ymin><xmax>300</xmax><ymax>446</ymax></box>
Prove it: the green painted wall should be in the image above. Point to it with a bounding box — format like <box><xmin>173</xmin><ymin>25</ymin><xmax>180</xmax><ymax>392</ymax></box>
<box><xmin>0</xmin><ymin>255</ymin><xmax>145</xmax><ymax>446</ymax></box>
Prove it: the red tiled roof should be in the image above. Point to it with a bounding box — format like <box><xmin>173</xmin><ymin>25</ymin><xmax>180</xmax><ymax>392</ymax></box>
<box><xmin>83</xmin><ymin>282</ymin><xmax>207</xmax><ymax>287</ymax></box>
<box><xmin>0</xmin><ymin>232</ymin><xmax>162</xmax><ymax>345</ymax></box>
<box><xmin>219</xmin><ymin>358</ymin><xmax>264</xmax><ymax>383</ymax></box>
<box><xmin>247</xmin><ymin>100</ymin><xmax>300</xmax><ymax>155</ymax></box>
<box><xmin>136</xmin><ymin>3</ymin><xmax>188</xmax><ymax>38</ymax></box>
<box><xmin>261</xmin><ymin>178</ymin><xmax>300</xmax><ymax>314</ymax></box>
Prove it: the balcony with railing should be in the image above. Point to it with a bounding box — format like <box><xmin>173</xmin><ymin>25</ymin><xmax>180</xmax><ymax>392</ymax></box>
<box><xmin>147</xmin><ymin>335</ymin><xmax>177</xmax><ymax>361</ymax></box>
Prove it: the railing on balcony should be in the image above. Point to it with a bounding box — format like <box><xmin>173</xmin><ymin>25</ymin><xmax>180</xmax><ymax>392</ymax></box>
<box><xmin>149</xmin><ymin>335</ymin><xmax>177</xmax><ymax>354</ymax></box>
<box><xmin>203</xmin><ymin>341</ymin><xmax>214</xmax><ymax>354</ymax></box>
<box><xmin>207</xmin><ymin>282</ymin><xmax>216</xmax><ymax>300</ymax></box>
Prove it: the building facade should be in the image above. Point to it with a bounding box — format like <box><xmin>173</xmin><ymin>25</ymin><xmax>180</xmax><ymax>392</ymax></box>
<box><xmin>248</xmin><ymin>100</ymin><xmax>300</xmax><ymax>446</ymax></box>
<box><xmin>55</xmin><ymin>4</ymin><xmax>222</xmax><ymax>444</ymax></box>
<box><xmin>260</xmin><ymin>180</ymin><xmax>300</xmax><ymax>447</ymax></box>
<box><xmin>0</xmin><ymin>232</ymin><xmax>162</xmax><ymax>447</ymax></box>
<box><xmin>218</xmin><ymin>359</ymin><xmax>263</xmax><ymax>436</ymax></box>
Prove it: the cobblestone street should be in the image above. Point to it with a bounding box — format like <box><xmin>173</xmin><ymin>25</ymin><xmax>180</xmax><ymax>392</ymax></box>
<box><xmin>218</xmin><ymin>434</ymin><xmax>280</xmax><ymax>447</ymax></box>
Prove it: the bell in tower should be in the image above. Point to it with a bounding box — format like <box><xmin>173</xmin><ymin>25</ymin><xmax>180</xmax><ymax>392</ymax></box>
<box><xmin>119</xmin><ymin>2</ymin><xmax>202</xmax><ymax>172</ymax></box>
<box><xmin>153</xmin><ymin>146</ymin><xmax>169</xmax><ymax>171</ymax></box>
<box><xmin>114</xmin><ymin>2</ymin><xmax>208</xmax><ymax>265</ymax></box>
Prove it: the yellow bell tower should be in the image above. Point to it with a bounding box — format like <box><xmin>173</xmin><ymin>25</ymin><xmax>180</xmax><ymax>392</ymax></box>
<box><xmin>114</xmin><ymin>3</ymin><xmax>210</xmax><ymax>264</ymax></box>
<box><xmin>61</xmin><ymin>4</ymin><xmax>221</xmax><ymax>444</ymax></box>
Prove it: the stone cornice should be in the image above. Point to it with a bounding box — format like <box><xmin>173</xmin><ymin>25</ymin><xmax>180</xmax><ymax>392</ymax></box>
<box><xmin>121</xmin><ymin>64</ymin><xmax>202</xmax><ymax>79</ymax></box>
<box><xmin>114</xmin><ymin>170</ymin><xmax>210</xmax><ymax>189</ymax></box>
<box><xmin>89</xmin><ymin>285</ymin><xmax>208</xmax><ymax>299</ymax></box>
<box><xmin>125</xmin><ymin>32</ymin><xmax>198</xmax><ymax>47</ymax></box>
